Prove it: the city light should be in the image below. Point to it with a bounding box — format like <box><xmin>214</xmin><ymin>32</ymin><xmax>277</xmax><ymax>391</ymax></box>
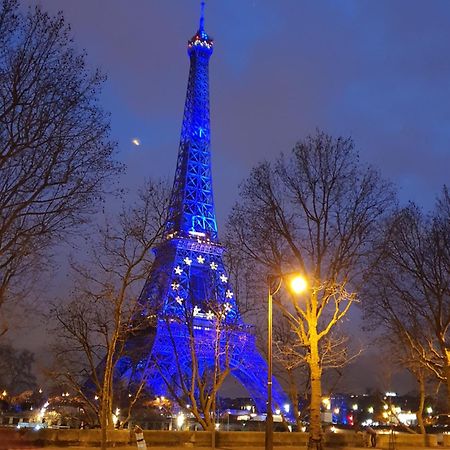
<box><xmin>398</xmin><ymin>412</ymin><xmax>417</xmax><ymax>425</ymax></box>
<box><xmin>289</xmin><ymin>275</ymin><xmax>308</xmax><ymax>294</ymax></box>
<box><xmin>177</xmin><ymin>412</ymin><xmax>185</xmax><ymax>429</ymax></box>
<box><xmin>112</xmin><ymin>408</ymin><xmax>120</xmax><ymax>426</ymax></box>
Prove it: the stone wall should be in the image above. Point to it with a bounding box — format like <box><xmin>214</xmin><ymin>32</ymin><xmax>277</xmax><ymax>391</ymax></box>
<box><xmin>10</xmin><ymin>428</ymin><xmax>444</xmax><ymax>448</ymax></box>
<box><xmin>216</xmin><ymin>431</ymin><xmax>309</xmax><ymax>447</ymax></box>
<box><xmin>376</xmin><ymin>432</ymin><xmax>438</xmax><ymax>448</ymax></box>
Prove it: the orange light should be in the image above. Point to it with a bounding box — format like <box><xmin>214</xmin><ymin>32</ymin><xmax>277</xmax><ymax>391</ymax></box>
<box><xmin>290</xmin><ymin>275</ymin><xmax>308</xmax><ymax>294</ymax></box>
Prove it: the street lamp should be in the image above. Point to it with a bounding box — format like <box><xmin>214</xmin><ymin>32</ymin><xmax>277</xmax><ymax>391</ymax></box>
<box><xmin>265</xmin><ymin>272</ymin><xmax>307</xmax><ymax>450</ymax></box>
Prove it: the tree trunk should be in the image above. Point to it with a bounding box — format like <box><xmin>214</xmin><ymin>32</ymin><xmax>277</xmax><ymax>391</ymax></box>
<box><xmin>100</xmin><ymin>356</ymin><xmax>115</xmax><ymax>450</ymax></box>
<box><xmin>287</xmin><ymin>370</ymin><xmax>301</xmax><ymax>429</ymax></box>
<box><xmin>308</xmin><ymin>332</ymin><xmax>323</xmax><ymax>450</ymax></box>
<box><xmin>100</xmin><ymin>402</ymin><xmax>108</xmax><ymax>450</ymax></box>
<box><xmin>210</xmin><ymin>424</ymin><xmax>216</xmax><ymax>449</ymax></box>
<box><xmin>445</xmin><ymin>349</ymin><xmax>450</xmax><ymax>411</ymax></box>
<box><xmin>416</xmin><ymin>371</ymin><xmax>425</xmax><ymax>435</ymax></box>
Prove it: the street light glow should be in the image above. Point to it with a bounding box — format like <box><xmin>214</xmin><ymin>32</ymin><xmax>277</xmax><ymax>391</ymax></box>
<box><xmin>289</xmin><ymin>275</ymin><xmax>308</xmax><ymax>293</ymax></box>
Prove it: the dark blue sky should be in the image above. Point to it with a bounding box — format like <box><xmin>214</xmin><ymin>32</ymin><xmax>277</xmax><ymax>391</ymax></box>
<box><xmin>20</xmin><ymin>0</ymin><xmax>450</xmax><ymax>393</ymax></box>
<box><xmin>29</xmin><ymin>0</ymin><xmax>450</xmax><ymax>231</ymax></box>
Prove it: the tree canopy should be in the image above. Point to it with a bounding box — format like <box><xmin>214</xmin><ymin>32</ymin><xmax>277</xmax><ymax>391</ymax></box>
<box><xmin>0</xmin><ymin>0</ymin><xmax>121</xmax><ymax>320</ymax></box>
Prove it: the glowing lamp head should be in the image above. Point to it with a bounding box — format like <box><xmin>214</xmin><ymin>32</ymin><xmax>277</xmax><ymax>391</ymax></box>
<box><xmin>289</xmin><ymin>275</ymin><xmax>308</xmax><ymax>294</ymax></box>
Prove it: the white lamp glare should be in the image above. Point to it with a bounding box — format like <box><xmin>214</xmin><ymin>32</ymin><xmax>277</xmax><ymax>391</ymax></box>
<box><xmin>290</xmin><ymin>275</ymin><xmax>307</xmax><ymax>294</ymax></box>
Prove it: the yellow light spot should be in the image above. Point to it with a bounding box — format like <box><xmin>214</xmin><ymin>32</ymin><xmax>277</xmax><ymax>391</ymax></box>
<box><xmin>290</xmin><ymin>275</ymin><xmax>308</xmax><ymax>294</ymax></box>
<box><xmin>132</xmin><ymin>138</ymin><xmax>141</xmax><ymax>146</ymax></box>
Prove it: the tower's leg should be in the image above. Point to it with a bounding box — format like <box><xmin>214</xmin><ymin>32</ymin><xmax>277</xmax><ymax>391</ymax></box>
<box><xmin>228</xmin><ymin>337</ymin><xmax>291</xmax><ymax>416</ymax></box>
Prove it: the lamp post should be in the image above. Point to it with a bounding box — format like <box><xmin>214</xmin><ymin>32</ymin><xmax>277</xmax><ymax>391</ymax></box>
<box><xmin>265</xmin><ymin>273</ymin><xmax>307</xmax><ymax>450</ymax></box>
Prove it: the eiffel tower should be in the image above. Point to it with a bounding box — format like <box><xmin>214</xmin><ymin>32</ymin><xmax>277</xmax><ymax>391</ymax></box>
<box><xmin>122</xmin><ymin>3</ymin><xmax>289</xmax><ymax>415</ymax></box>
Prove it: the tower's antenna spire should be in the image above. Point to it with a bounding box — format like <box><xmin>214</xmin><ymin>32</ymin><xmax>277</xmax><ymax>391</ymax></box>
<box><xmin>199</xmin><ymin>1</ymin><xmax>205</xmax><ymax>32</ymax></box>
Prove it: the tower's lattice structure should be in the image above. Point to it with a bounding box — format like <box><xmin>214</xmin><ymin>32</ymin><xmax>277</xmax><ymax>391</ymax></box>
<box><xmin>122</xmin><ymin>5</ymin><xmax>289</xmax><ymax>414</ymax></box>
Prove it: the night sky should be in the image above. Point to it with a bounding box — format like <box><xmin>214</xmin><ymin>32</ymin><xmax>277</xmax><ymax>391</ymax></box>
<box><xmin>27</xmin><ymin>0</ymin><xmax>450</xmax><ymax>222</ymax></box>
<box><xmin>17</xmin><ymin>0</ymin><xmax>450</xmax><ymax>392</ymax></box>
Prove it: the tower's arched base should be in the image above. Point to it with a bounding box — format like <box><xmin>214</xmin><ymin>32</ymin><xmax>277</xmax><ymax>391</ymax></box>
<box><xmin>119</xmin><ymin>319</ymin><xmax>290</xmax><ymax>416</ymax></box>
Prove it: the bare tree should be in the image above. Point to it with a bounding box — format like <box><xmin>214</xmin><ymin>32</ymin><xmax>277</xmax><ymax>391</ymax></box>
<box><xmin>364</xmin><ymin>187</ymin><xmax>450</xmax><ymax>410</ymax></box>
<box><xmin>271</xmin><ymin>308</ymin><xmax>359</xmax><ymax>429</ymax></box>
<box><xmin>49</xmin><ymin>180</ymin><xmax>169</xmax><ymax>450</ymax></box>
<box><xmin>400</xmin><ymin>351</ymin><xmax>433</xmax><ymax>434</ymax></box>
<box><xmin>375</xmin><ymin>329</ymin><xmax>435</xmax><ymax>434</ymax></box>
<box><xmin>0</xmin><ymin>342</ymin><xmax>37</xmax><ymax>393</ymax></box>
<box><xmin>0</xmin><ymin>0</ymin><xmax>120</xmax><ymax>326</ymax></box>
<box><xmin>272</xmin><ymin>315</ymin><xmax>309</xmax><ymax>428</ymax></box>
<box><xmin>223</xmin><ymin>244</ymin><xmax>263</xmax><ymax>317</ymax></box>
<box><xmin>227</xmin><ymin>131</ymin><xmax>395</xmax><ymax>448</ymax></box>
<box><xmin>155</xmin><ymin>298</ymin><xmax>240</xmax><ymax>436</ymax></box>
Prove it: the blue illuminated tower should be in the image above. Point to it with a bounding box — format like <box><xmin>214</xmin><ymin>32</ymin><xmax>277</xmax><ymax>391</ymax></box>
<box><xmin>122</xmin><ymin>4</ymin><xmax>289</xmax><ymax>415</ymax></box>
